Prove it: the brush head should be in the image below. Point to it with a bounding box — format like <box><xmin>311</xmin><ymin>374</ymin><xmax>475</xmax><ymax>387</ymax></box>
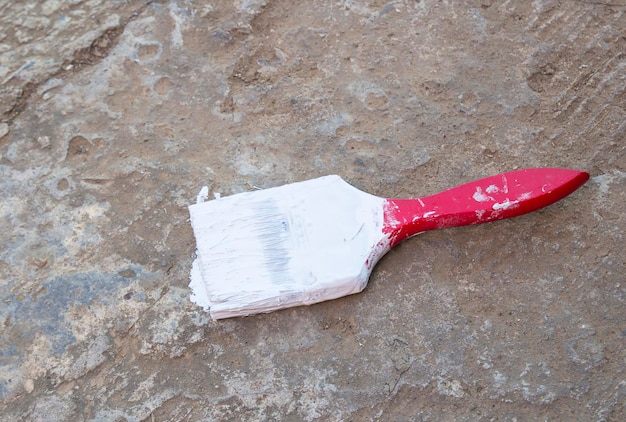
<box><xmin>188</xmin><ymin>176</ymin><xmax>389</xmax><ymax>319</ymax></box>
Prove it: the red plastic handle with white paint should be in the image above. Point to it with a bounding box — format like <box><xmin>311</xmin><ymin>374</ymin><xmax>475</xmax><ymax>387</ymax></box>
<box><xmin>383</xmin><ymin>168</ymin><xmax>589</xmax><ymax>247</ymax></box>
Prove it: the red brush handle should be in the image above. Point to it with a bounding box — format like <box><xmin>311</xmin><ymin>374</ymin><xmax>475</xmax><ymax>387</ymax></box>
<box><xmin>383</xmin><ymin>168</ymin><xmax>589</xmax><ymax>248</ymax></box>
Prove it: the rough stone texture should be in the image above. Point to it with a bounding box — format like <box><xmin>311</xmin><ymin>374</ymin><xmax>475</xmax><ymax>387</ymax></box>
<box><xmin>0</xmin><ymin>0</ymin><xmax>157</xmax><ymax>119</ymax></box>
<box><xmin>1</xmin><ymin>0</ymin><xmax>624</xmax><ymax>420</ymax></box>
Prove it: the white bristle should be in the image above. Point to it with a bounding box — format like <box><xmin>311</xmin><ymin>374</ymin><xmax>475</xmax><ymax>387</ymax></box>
<box><xmin>188</xmin><ymin>175</ymin><xmax>389</xmax><ymax>319</ymax></box>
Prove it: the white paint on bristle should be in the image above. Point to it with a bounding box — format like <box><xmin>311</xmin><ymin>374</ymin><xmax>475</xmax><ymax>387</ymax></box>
<box><xmin>188</xmin><ymin>175</ymin><xmax>388</xmax><ymax>319</ymax></box>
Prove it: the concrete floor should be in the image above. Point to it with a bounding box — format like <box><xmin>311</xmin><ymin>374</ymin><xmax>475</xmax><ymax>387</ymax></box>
<box><xmin>1</xmin><ymin>0</ymin><xmax>624</xmax><ymax>420</ymax></box>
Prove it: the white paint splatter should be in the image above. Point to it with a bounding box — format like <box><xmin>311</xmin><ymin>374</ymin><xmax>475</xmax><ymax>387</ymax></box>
<box><xmin>492</xmin><ymin>199</ymin><xmax>519</xmax><ymax>210</ymax></box>
<box><xmin>196</xmin><ymin>186</ymin><xmax>209</xmax><ymax>204</ymax></box>
<box><xmin>473</xmin><ymin>186</ymin><xmax>493</xmax><ymax>202</ymax></box>
<box><xmin>486</xmin><ymin>184</ymin><xmax>499</xmax><ymax>194</ymax></box>
<box><xmin>501</xmin><ymin>175</ymin><xmax>509</xmax><ymax>193</ymax></box>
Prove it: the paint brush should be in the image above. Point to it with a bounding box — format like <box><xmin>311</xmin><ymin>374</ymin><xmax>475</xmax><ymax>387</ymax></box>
<box><xmin>189</xmin><ymin>168</ymin><xmax>589</xmax><ymax>320</ymax></box>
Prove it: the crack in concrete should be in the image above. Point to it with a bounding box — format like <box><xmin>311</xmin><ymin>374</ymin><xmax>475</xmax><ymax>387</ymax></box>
<box><xmin>126</xmin><ymin>285</ymin><xmax>171</xmax><ymax>336</ymax></box>
<box><xmin>390</xmin><ymin>360</ymin><xmax>414</xmax><ymax>396</ymax></box>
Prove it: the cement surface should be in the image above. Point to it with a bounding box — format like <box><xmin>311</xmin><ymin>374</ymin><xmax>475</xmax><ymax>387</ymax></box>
<box><xmin>1</xmin><ymin>0</ymin><xmax>624</xmax><ymax>420</ymax></box>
